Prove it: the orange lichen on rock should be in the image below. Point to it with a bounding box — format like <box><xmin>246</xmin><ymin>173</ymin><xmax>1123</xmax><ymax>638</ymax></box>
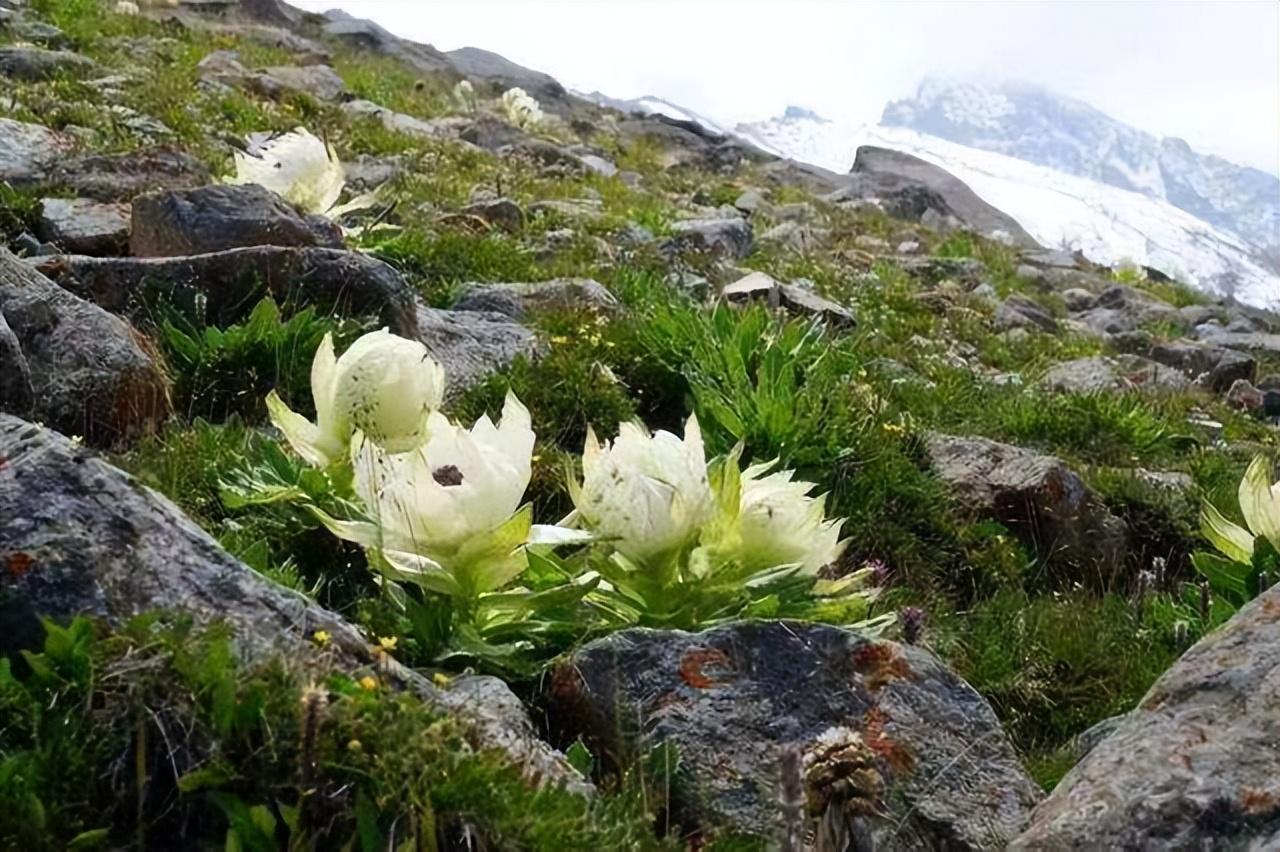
<box><xmin>678</xmin><ymin>647</ymin><xmax>733</xmax><ymax>689</ymax></box>
<box><xmin>851</xmin><ymin>642</ymin><xmax>913</xmax><ymax>691</ymax></box>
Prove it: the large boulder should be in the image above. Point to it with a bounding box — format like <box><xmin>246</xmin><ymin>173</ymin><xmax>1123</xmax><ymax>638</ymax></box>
<box><xmin>544</xmin><ymin>621</ymin><xmax>1041</xmax><ymax>848</ymax></box>
<box><xmin>30</xmin><ymin>246</ymin><xmax>418</xmax><ymax>334</ymax></box>
<box><xmin>130</xmin><ymin>184</ymin><xmax>343</xmax><ymax>257</ymax></box>
<box><xmin>0</xmin><ymin>415</ymin><xmax>587</xmax><ymax>792</ymax></box>
<box><xmin>665</xmin><ymin>216</ymin><xmax>754</xmax><ymax>259</ymax></box>
<box><xmin>36</xmin><ymin>197</ymin><xmax>131</xmax><ymax>256</ymax></box>
<box><xmin>0</xmin><ymin>45</ymin><xmax>95</xmax><ymax>81</ymax></box>
<box><xmin>0</xmin><ymin>117</ymin><xmax>72</xmax><ymax>185</ymax></box>
<box><xmin>197</xmin><ymin>50</ymin><xmax>346</xmax><ymax>102</ymax></box>
<box><xmin>1147</xmin><ymin>339</ymin><xmax>1256</xmax><ymax>392</ymax></box>
<box><xmin>1040</xmin><ymin>354</ymin><xmax>1191</xmax><ymax>394</ymax></box>
<box><xmin>833</xmin><ymin>147</ymin><xmax>1039</xmax><ymax>248</ymax></box>
<box><xmin>721</xmin><ymin>270</ymin><xmax>855</xmax><ymax>327</ymax></box>
<box><xmin>446</xmin><ymin>45</ymin><xmax>566</xmax><ymax>103</ymax></box>
<box><xmin>0</xmin><ymin>248</ymin><xmax>169</xmax><ymax>446</ymax></box>
<box><xmin>1012</xmin><ymin>584</ymin><xmax>1280</xmax><ymax>849</ymax></box>
<box><xmin>452</xmin><ymin>278</ymin><xmax>619</xmax><ymax>320</ymax></box>
<box><xmin>924</xmin><ymin>433</ymin><xmax>1127</xmax><ymax>581</ymax></box>
<box><xmin>55</xmin><ymin>147</ymin><xmax>212</xmax><ymax>202</ymax></box>
<box><xmin>414</xmin><ymin>304</ymin><xmax>538</xmax><ymax>395</ymax></box>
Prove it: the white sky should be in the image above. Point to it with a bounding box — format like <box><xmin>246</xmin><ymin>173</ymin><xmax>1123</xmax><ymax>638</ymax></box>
<box><xmin>293</xmin><ymin>0</ymin><xmax>1280</xmax><ymax>175</ymax></box>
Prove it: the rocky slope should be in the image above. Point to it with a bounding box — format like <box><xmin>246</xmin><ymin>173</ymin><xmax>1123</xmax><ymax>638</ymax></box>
<box><xmin>1</xmin><ymin>0</ymin><xmax>1279</xmax><ymax>848</ymax></box>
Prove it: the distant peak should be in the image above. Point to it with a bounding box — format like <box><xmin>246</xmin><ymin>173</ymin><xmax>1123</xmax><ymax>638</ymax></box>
<box><xmin>783</xmin><ymin>105</ymin><xmax>825</xmax><ymax>122</ymax></box>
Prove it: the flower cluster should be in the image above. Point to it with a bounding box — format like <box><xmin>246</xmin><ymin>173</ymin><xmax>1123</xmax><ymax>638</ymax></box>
<box><xmin>452</xmin><ymin>79</ymin><xmax>478</xmax><ymax>113</ymax></box>
<box><xmin>501</xmin><ymin>87</ymin><xmax>544</xmax><ymax>129</ymax></box>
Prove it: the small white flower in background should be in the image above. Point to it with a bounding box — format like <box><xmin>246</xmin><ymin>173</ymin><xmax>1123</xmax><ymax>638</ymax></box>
<box><xmin>266</xmin><ymin>329</ymin><xmax>445</xmax><ymax>466</ymax></box>
<box><xmin>326</xmin><ymin>394</ymin><xmax>587</xmax><ymax>596</ymax></box>
<box><xmin>572</xmin><ymin>415</ymin><xmax>714</xmax><ymax>566</ymax></box>
<box><xmin>500</xmin><ymin>87</ymin><xmax>544</xmax><ymax>129</ymax></box>
<box><xmin>230</xmin><ymin>127</ymin><xmax>373</xmax><ymax>218</ymax></box>
<box><xmin>728</xmin><ymin>460</ymin><xmax>845</xmax><ymax>574</ymax></box>
<box><xmin>1203</xmin><ymin>454</ymin><xmax>1280</xmax><ymax>561</ymax></box>
<box><xmin>114</xmin><ymin>0</ymin><xmax>140</xmax><ymax>14</ymax></box>
<box><xmin>452</xmin><ymin>79</ymin><xmax>478</xmax><ymax>113</ymax></box>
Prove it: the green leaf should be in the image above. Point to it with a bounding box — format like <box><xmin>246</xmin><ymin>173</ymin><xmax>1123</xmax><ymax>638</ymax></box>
<box><xmin>1191</xmin><ymin>551</ymin><xmax>1257</xmax><ymax>605</ymax></box>
<box><xmin>565</xmin><ymin>739</ymin><xmax>594</xmax><ymax>777</ymax></box>
<box><xmin>177</xmin><ymin>763</ymin><xmax>237</xmax><ymax>793</ymax></box>
<box><xmin>1201</xmin><ymin>501</ymin><xmax>1255</xmax><ymax>564</ymax></box>
<box><xmin>66</xmin><ymin>829</ymin><xmax>110</xmax><ymax>850</ymax></box>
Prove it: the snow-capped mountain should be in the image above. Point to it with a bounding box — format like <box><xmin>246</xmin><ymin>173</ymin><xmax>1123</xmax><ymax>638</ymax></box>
<box><xmin>736</xmin><ymin>110</ymin><xmax>1279</xmax><ymax>309</ymax></box>
<box><xmin>881</xmin><ymin>78</ymin><xmax>1280</xmax><ymax>263</ymax></box>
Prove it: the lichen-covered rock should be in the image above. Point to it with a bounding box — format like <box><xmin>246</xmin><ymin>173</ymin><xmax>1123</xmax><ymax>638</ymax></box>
<box><xmin>31</xmin><ymin>246</ymin><xmax>417</xmax><ymax>334</ymax></box>
<box><xmin>37</xmin><ymin>197</ymin><xmax>131</xmax><ymax>256</ymax></box>
<box><xmin>544</xmin><ymin>621</ymin><xmax>1040</xmax><ymax>848</ymax></box>
<box><xmin>0</xmin><ymin>248</ymin><xmax>169</xmax><ymax>446</ymax></box>
<box><xmin>453</xmin><ymin>278</ymin><xmax>618</xmax><ymax>320</ymax></box>
<box><xmin>0</xmin><ymin>415</ymin><xmax>588</xmax><ymax>793</ymax></box>
<box><xmin>925</xmin><ymin>432</ymin><xmax>1128</xmax><ymax>581</ymax></box>
<box><xmin>130</xmin><ymin>184</ymin><xmax>343</xmax><ymax>257</ymax></box>
<box><xmin>1012</xmin><ymin>585</ymin><xmax>1280</xmax><ymax>850</ymax></box>
<box><xmin>665</xmin><ymin>216</ymin><xmax>753</xmax><ymax>259</ymax></box>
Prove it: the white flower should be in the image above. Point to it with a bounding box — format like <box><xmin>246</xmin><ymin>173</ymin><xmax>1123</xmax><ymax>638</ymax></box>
<box><xmin>229</xmin><ymin>127</ymin><xmax>346</xmax><ymax>216</ymax></box>
<box><xmin>573</xmin><ymin>415</ymin><xmax>714</xmax><ymax>565</ymax></box>
<box><xmin>114</xmin><ymin>0</ymin><xmax>140</xmax><ymax>13</ymax></box>
<box><xmin>328</xmin><ymin>393</ymin><xmax>586</xmax><ymax>595</ymax></box>
<box><xmin>266</xmin><ymin>329</ymin><xmax>445</xmax><ymax>466</ymax></box>
<box><xmin>453</xmin><ymin>79</ymin><xmax>478</xmax><ymax>113</ymax></box>
<box><xmin>500</xmin><ymin>87</ymin><xmax>544</xmax><ymax>129</ymax></box>
<box><xmin>730</xmin><ymin>460</ymin><xmax>845</xmax><ymax>574</ymax></box>
<box><xmin>1203</xmin><ymin>454</ymin><xmax>1280</xmax><ymax>561</ymax></box>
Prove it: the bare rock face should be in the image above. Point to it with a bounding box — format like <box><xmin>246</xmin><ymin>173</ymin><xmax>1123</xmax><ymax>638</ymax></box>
<box><xmin>0</xmin><ymin>309</ymin><xmax>33</xmax><ymax>416</ymax></box>
<box><xmin>37</xmin><ymin>197</ymin><xmax>131</xmax><ymax>256</ymax></box>
<box><xmin>413</xmin><ymin>304</ymin><xmax>538</xmax><ymax>396</ymax></box>
<box><xmin>1012</xmin><ymin>584</ymin><xmax>1280</xmax><ymax>850</ymax></box>
<box><xmin>55</xmin><ymin>147</ymin><xmax>212</xmax><ymax>202</ymax></box>
<box><xmin>0</xmin><ymin>45</ymin><xmax>95</xmax><ymax>81</ymax></box>
<box><xmin>0</xmin><ymin>248</ymin><xmax>169</xmax><ymax>446</ymax></box>
<box><xmin>665</xmin><ymin>216</ymin><xmax>754</xmax><ymax>259</ymax></box>
<box><xmin>1039</xmin><ymin>354</ymin><xmax>1191</xmax><ymax>394</ymax></box>
<box><xmin>0</xmin><ymin>415</ymin><xmax>588</xmax><ymax>793</ymax></box>
<box><xmin>130</xmin><ymin>184</ymin><xmax>343</xmax><ymax>257</ymax></box>
<box><xmin>452</xmin><ymin>278</ymin><xmax>619</xmax><ymax>320</ymax></box>
<box><xmin>924</xmin><ymin>433</ymin><xmax>1128</xmax><ymax>582</ymax></box>
<box><xmin>543</xmin><ymin>621</ymin><xmax>1041</xmax><ymax>849</ymax></box>
<box><xmin>722</xmin><ymin>270</ymin><xmax>856</xmax><ymax>327</ymax></box>
<box><xmin>0</xmin><ymin>117</ymin><xmax>73</xmax><ymax>185</ymax></box>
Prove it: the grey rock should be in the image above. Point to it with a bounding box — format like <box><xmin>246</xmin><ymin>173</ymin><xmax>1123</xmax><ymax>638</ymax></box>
<box><xmin>0</xmin><ymin>45</ymin><xmax>94</xmax><ymax>81</ymax></box>
<box><xmin>527</xmin><ymin>198</ymin><xmax>604</xmax><ymax>222</ymax></box>
<box><xmin>895</xmin><ymin>255</ymin><xmax>988</xmax><ymax>287</ymax></box>
<box><xmin>446</xmin><ymin>45</ymin><xmax>566</xmax><ymax>103</ymax></box>
<box><xmin>896</xmin><ymin>239</ymin><xmax>921</xmax><ymax>254</ymax></box>
<box><xmin>771</xmin><ymin>201</ymin><xmax>815</xmax><ymax>223</ymax></box>
<box><xmin>342</xmin><ymin>99</ymin><xmax>459</xmax><ymax>141</ymax></box>
<box><xmin>616</xmin><ymin>114</ymin><xmax>770</xmax><ymax>172</ymax></box>
<box><xmin>0</xmin><ymin>248</ymin><xmax>169</xmax><ymax>446</ymax></box>
<box><xmin>1179</xmin><ymin>304</ymin><xmax>1223</xmax><ymax>328</ymax></box>
<box><xmin>925</xmin><ymin>432</ymin><xmax>1127</xmax><ymax>581</ymax></box>
<box><xmin>995</xmin><ymin>295</ymin><xmax>1058</xmax><ymax>333</ymax></box>
<box><xmin>0</xmin><ymin>309</ymin><xmax>33</xmax><ymax>416</ymax></box>
<box><xmin>55</xmin><ymin>147</ymin><xmax>211</xmax><ymax>201</ymax></box>
<box><xmin>0</xmin><ymin>415</ymin><xmax>588</xmax><ymax>793</ymax></box>
<box><xmin>0</xmin><ymin>117</ymin><xmax>72</xmax><ymax>185</ymax></box>
<box><xmin>571</xmin><ymin>152</ymin><xmax>618</xmax><ymax>177</ymax></box>
<box><xmin>413</xmin><ymin>304</ymin><xmax>537</xmax><ymax>395</ymax></box>
<box><xmin>758</xmin><ymin>220</ymin><xmax>827</xmax><ymax>253</ymax></box>
<box><xmin>1195</xmin><ymin>328</ymin><xmax>1280</xmax><ymax>358</ymax></box>
<box><xmin>721</xmin><ymin>271</ymin><xmax>855</xmax><ymax>327</ymax></box>
<box><xmin>1148</xmin><ymin>339</ymin><xmax>1256</xmax><ymax>392</ymax></box>
<box><xmin>320</xmin><ymin>11</ymin><xmax>453</xmax><ymax>77</ymax></box>
<box><xmin>1226</xmin><ymin>378</ymin><xmax>1264</xmax><ymax>411</ymax></box>
<box><xmin>130</xmin><ymin>184</ymin><xmax>343</xmax><ymax>257</ymax></box>
<box><xmin>666</xmin><ymin>216</ymin><xmax>753</xmax><ymax>259</ymax></box>
<box><xmin>36</xmin><ymin>197</ymin><xmax>131</xmax><ymax>256</ymax></box>
<box><xmin>197</xmin><ymin>50</ymin><xmax>346</xmax><ymax>101</ymax></box>
<box><xmin>545</xmin><ymin>621</ymin><xmax>1040</xmax><ymax>848</ymax></box>
<box><xmin>498</xmin><ymin>139</ymin><xmax>590</xmax><ymax>176</ymax></box>
<box><xmin>1040</xmin><ymin>355</ymin><xmax>1190</xmax><ymax>394</ymax></box>
<box><xmin>734</xmin><ymin>188</ymin><xmax>766</xmax><ymax>214</ymax></box>
<box><xmin>452</xmin><ymin>278</ymin><xmax>618</xmax><ymax>321</ymax></box>
<box><xmin>830</xmin><ymin>147</ymin><xmax>1040</xmax><ymax>248</ymax></box>
<box><xmin>205</xmin><ymin>23</ymin><xmax>331</xmax><ymax>63</ymax></box>
<box><xmin>1011</xmin><ymin>584</ymin><xmax>1280</xmax><ymax>850</ymax></box>
<box><xmin>31</xmin><ymin>246</ymin><xmax>417</xmax><ymax>335</ymax></box>
<box><xmin>342</xmin><ymin>153</ymin><xmax>402</xmax><ymax>191</ymax></box>
<box><xmin>458</xmin><ymin>116</ymin><xmax>531</xmax><ymax>151</ymax></box>
<box><xmin>459</xmin><ymin>197</ymin><xmax>525</xmax><ymax>233</ymax></box>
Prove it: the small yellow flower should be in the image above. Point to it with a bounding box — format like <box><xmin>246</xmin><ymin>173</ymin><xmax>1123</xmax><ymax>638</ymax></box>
<box><xmin>531</xmin><ymin>453</ymin><xmax>543</xmax><ymax>463</ymax></box>
<box><xmin>347</xmin><ymin>739</ymin><xmax>363</xmax><ymax>752</ymax></box>
<box><xmin>605</xmin><ymin>341</ymin><xmax>616</xmax><ymax>348</ymax></box>
<box><xmin>312</xmin><ymin>630</ymin><xmax>331</xmax><ymax>647</ymax></box>
<box><xmin>881</xmin><ymin>422</ymin><xmax>907</xmax><ymax>436</ymax></box>
<box><xmin>378</xmin><ymin>636</ymin><xmax>398</xmax><ymax>652</ymax></box>
<box><xmin>432</xmin><ymin>672</ymin><xmax>452</xmax><ymax>687</ymax></box>
<box><xmin>359</xmin><ymin>675</ymin><xmax>378</xmax><ymax>691</ymax></box>
<box><xmin>550</xmin><ymin>335</ymin><xmax>569</xmax><ymax>345</ymax></box>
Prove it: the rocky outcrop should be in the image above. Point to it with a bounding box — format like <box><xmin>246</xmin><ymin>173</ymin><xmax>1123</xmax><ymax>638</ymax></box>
<box><xmin>0</xmin><ymin>415</ymin><xmax>588</xmax><ymax>793</ymax></box>
<box><xmin>925</xmin><ymin>433</ymin><xmax>1127</xmax><ymax>582</ymax></box>
<box><xmin>834</xmin><ymin>147</ymin><xmax>1039</xmax><ymax>248</ymax></box>
<box><xmin>197</xmin><ymin>49</ymin><xmax>346</xmax><ymax>101</ymax></box>
<box><xmin>413</xmin><ymin>304</ymin><xmax>538</xmax><ymax>394</ymax></box>
<box><xmin>544</xmin><ymin>621</ymin><xmax>1041</xmax><ymax>848</ymax></box>
<box><xmin>1040</xmin><ymin>354</ymin><xmax>1191</xmax><ymax>394</ymax></box>
<box><xmin>0</xmin><ymin>117</ymin><xmax>72</xmax><ymax>185</ymax></box>
<box><xmin>55</xmin><ymin>147</ymin><xmax>212</xmax><ymax>201</ymax></box>
<box><xmin>1012</xmin><ymin>584</ymin><xmax>1280</xmax><ymax>849</ymax></box>
<box><xmin>37</xmin><ymin>197</ymin><xmax>131</xmax><ymax>256</ymax></box>
<box><xmin>0</xmin><ymin>309</ymin><xmax>32</xmax><ymax>416</ymax></box>
<box><xmin>129</xmin><ymin>184</ymin><xmax>343</xmax><ymax>257</ymax></box>
<box><xmin>452</xmin><ymin>278</ymin><xmax>619</xmax><ymax>320</ymax></box>
<box><xmin>31</xmin><ymin>246</ymin><xmax>418</xmax><ymax>333</ymax></box>
<box><xmin>0</xmin><ymin>248</ymin><xmax>169</xmax><ymax>446</ymax></box>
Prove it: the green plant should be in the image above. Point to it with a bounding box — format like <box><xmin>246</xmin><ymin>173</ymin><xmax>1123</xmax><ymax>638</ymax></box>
<box><xmin>1195</xmin><ymin>454</ymin><xmax>1280</xmax><ymax>606</ymax></box>
<box><xmin>160</xmin><ymin>297</ymin><xmax>368</xmax><ymax>422</ymax></box>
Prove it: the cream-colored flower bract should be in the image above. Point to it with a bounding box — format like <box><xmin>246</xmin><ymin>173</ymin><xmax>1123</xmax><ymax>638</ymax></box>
<box><xmin>501</xmin><ymin>87</ymin><xmax>544</xmax><ymax>129</ymax></box>
<box><xmin>571</xmin><ymin>415</ymin><xmax>714</xmax><ymax>566</ymax></box>
<box><xmin>728</xmin><ymin>460</ymin><xmax>846</xmax><ymax>574</ymax></box>
<box><xmin>266</xmin><ymin>329</ymin><xmax>445</xmax><ymax>466</ymax></box>
<box><xmin>325</xmin><ymin>393</ymin><xmax>587</xmax><ymax>597</ymax></box>
<box><xmin>453</xmin><ymin>79</ymin><xmax>478</xmax><ymax>113</ymax></box>
<box><xmin>229</xmin><ymin>127</ymin><xmax>346</xmax><ymax>216</ymax></box>
<box><xmin>1203</xmin><ymin>455</ymin><xmax>1280</xmax><ymax>562</ymax></box>
<box><xmin>114</xmin><ymin>0</ymin><xmax>140</xmax><ymax>13</ymax></box>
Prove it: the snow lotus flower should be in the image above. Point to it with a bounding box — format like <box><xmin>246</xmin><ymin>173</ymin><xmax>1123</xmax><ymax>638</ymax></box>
<box><xmin>571</xmin><ymin>415</ymin><xmax>714</xmax><ymax>566</ymax></box>
<box><xmin>267</xmin><ymin>329</ymin><xmax>445</xmax><ymax>466</ymax></box>
<box><xmin>1203</xmin><ymin>454</ymin><xmax>1280</xmax><ymax>561</ymax></box>
<box><xmin>726</xmin><ymin>460</ymin><xmax>846</xmax><ymax>574</ymax></box>
<box><xmin>453</xmin><ymin>79</ymin><xmax>478</xmax><ymax>112</ymax></box>
<box><xmin>500</xmin><ymin>87</ymin><xmax>544</xmax><ymax>129</ymax></box>
<box><xmin>326</xmin><ymin>393</ymin><xmax>586</xmax><ymax>597</ymax></box>
<box><xmin>229</xmin><ymin>127</ymin><xmax>346</xmax><ymax>216</ymax></box>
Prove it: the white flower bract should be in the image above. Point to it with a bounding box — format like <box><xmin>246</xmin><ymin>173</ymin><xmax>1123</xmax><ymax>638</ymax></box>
<box><xmin>1203</xmin><ymin>455</ymin><xmax>1280</xmax><ymax>561</ymax></box>
<box><xmin>229</xmin><ymin>127</ymin><xmax>346</xmax><ymax>216</ymax></box>
<box><xmin>574</xmin><ymin>416</ymin><xmax>714</xmax><ymax>565</ymax></box>
<box><xmin>267</xmin><ymin>329</ymin><xmax>445</xmax><ymax>466</ymax></box>
<box><xmin>732</xmin><ymin>460</ymin><xmax>845</xmax><ymax>574</ymax></box>
<box><xmin>500</xmin><ymin>87</ymin><xmax>544</xmax><ymax>129</ymax></box>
